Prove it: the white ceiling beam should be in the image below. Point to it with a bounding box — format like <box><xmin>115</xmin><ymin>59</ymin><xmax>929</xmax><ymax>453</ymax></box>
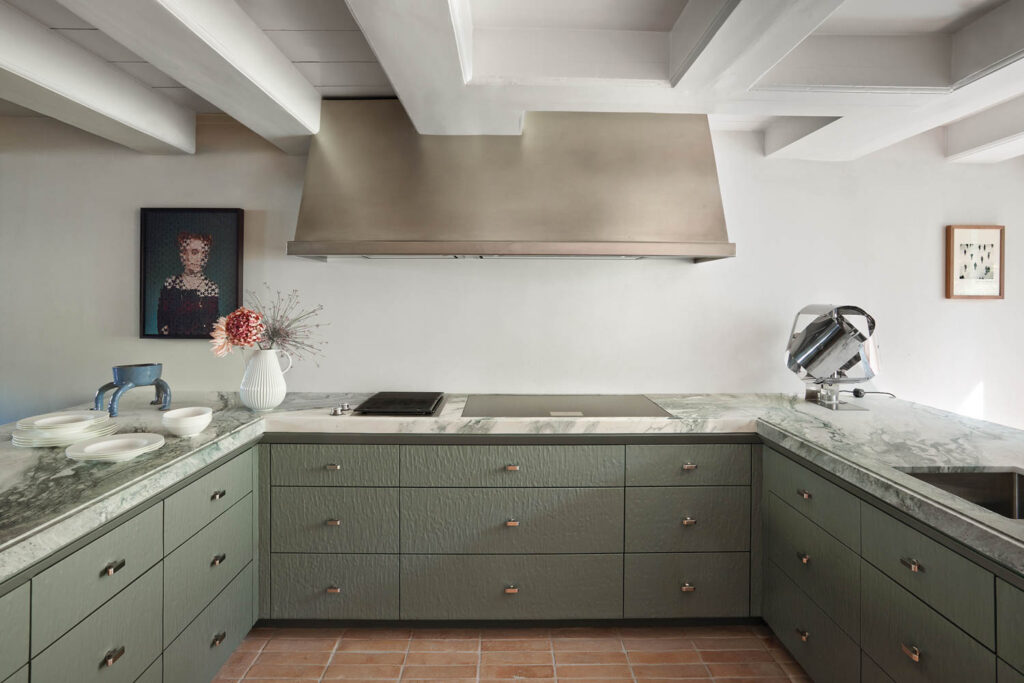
<box><xmin>668</xmin><ymin>0</ymin><xmax>739</xmax><ymax>86</ymax></box>
<box><xmin>764</xmin><ymin>117</ymin><xmax>837</xmax><ymax>156</ymax></box>
<box><xmin>54</xmin><ymin>0</ymin><xmax>321</xmax><ymax>154</ymax></box>
<box><xmin>449</xmin><ymin>0</ymin><xmax>474</xmax><ymax>83</ymax></box>
<box><xmin>675</xmin><ymin>0</ymin><xmax>844</xmax><ymax>93</ymax></box>
<box><xmin>946</xmin><ymin>95</ymin><xmax>1024</xmax><ymax>163</ymax></box>
<box><xmin>952</xmin><ymin>0</ymin><xmax>1024</xmax><ymax>84</ymax></box>
<box><xmin>0</xmin><ymin>2</ymin><xmax>194</xmax><ymax>153</ymax></box>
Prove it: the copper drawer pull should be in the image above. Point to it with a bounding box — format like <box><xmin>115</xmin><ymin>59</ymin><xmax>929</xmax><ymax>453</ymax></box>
<box><xmin>102</xmin><ymin>558</ymin><xmax>126</xmax><ymax>577</ymax></box>
<box><xmin>796</xmin><ymin>489</ymin><xmax>812</xmax><ymax>500</ymax></box>
<box><xmin>681</xmin><ymin>517</ymin><xmax>697</xmax><ymax>526</ymax></box>
<box><xmin>680</xmin><ymin>583</ymin><xmax>696</xmax><ymax>592</ymax></box>
<box><xmin>796</xmin><ymin>629</ymin><xmax>810</xmax><ymax>643</ymax></box>
<box><xmin>211</xmin><ymin>553</ymin><xmax>227</xmax><ymax>567</ymax></box>
<box><xmin>505</xmin><ymin>519</ymin><xmax>520</xmax><ymax>527</ymax></box>
<box><xmin>797</xmin><ymin>552</ymin><xmax>810</xmax><ymax>565</ymax></box>
<box><xmin>901</xmin><ymin>643</ymin><xmax>921</xmax><ymax>663</ymax></box>
<box><xmin>325</xmin><ymin>519</ymin><xmax>342</xmax><ymax>526</ymax></box>
<box><xmin>900</xmin><ymin>557</ymin><xmax>925</xmax><ymax>573</ymax></box>
<box><xmin>211</xmin><ymin>489</ymin><xmax>227</xmax><ymax>501</ymax></box>
<box><xmin>682</xmin><ymin>463</ymin><xmax>698</xmax><ymax>471</ymax></box>
<box><xmin>102</xmin><ymin>646</ymin><xmax>125</xmax><ymax>668</ymax></box>
<box><xmin>504</xmin><ymin>585</ymin><xmax>519</xmax><ymax>594</ymax></box>
<box><xmin>326</xmin><ymin>586</ymin><xmax>341</xmax><ymax>594</ymax></box>
<box><xmin>325</xmin><ymin>463</ymin><xmax>341</xmax><ymax>470</ymax></box>
<box><xmin>211</xmin><ymin>631</ymin><xmax>227</xmax><ymax>648</ymax></box>
<box><xmin>505</xmin><ymin>464</ymin><xmax>520</xmax><ymax>472</ymax></box>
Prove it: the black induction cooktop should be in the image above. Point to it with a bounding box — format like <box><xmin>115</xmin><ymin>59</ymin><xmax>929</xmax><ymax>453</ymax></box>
<box><xmin>354</xmin><ymin>392</ymin><xmax>444</xmax><ymax>416</ymax></box>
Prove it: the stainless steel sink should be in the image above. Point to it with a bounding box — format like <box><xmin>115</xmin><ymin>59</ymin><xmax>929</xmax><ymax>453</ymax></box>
<box><xmin>462</xmin><ymin>394</ymin><xmax>671</xmax><ymax>418</ymax></box>
<box><xmin>898</xmin><ymin>469</ymin><xmax>1023</xmax><ymax>520</ymax></box>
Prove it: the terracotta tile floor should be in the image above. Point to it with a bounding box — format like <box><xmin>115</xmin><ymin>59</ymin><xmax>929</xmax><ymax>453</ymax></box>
<box><xmin>215</xmin><ymin>623</ymin><xmax>811</xmax><ymax>682</ymax></box>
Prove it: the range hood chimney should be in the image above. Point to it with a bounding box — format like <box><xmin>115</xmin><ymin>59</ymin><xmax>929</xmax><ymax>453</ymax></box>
<box><xmin>289</xmin><ymin>100</ymin><xmax>735</xmax><ymax>260</ymax></box>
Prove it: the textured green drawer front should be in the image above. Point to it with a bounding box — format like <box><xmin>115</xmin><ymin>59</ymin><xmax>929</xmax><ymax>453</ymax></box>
<box><xmin>1</xmin><ymin>666</ymin><xmax>27</xmax><ymax>683</ymax></box>
<box><xmin>625</xmin><ymin>486</ymin><xmax>749</xmax><ymax>552</ymax></box>
<box><xmin>135</xmin><ymin>657</ymin><xmax>161</xmax><ymax>683</ymax></box>
<box><xmin>271</xmin><ymin>554</ymin><xmax>398</xmax><ymax>619</ymax></box>
<box><xmin>862</xmin><ymin>652</ymin><xmax>896</xmax><ymax>683</ymax></box>
<box><xmin>1001</xmin><ymin>661</ymin><xmax>1024</xmax><ymax>683</ymax></box>
<box><xmin>164</xmin><ymin>495</ymin><xmax>252</xmax><ymax>646</ymax></box>
<box><xmin>626</xmin><ymin>445</ymin><xmax>750</xmax><ymax>486</ymax></box>
<box><xmin>861</xmin><ymin>561</ymin><xmax>995</xmax><ymax>683</ymax></box>
<box><xmin>763</xmin><ymin>448</ymin><xmax>860</xmax><ymax>551</ymax></box>
<box><xmin>164</xmin><ymin>564</ymin><xmax>253</xmax><ymax>683</ymax></box>
<box><xmin>271</xmin><ymin>487</ymin><xmax>398</xmax><ymax>553</ymax></box>
<box><xmin>164</xmin><ymin>448</ymin><xmax>253</xmax><ymax>553</ymax></box>
<box><xmin>0</xmin><ymin>583</ymin><xmax>28</xmax><ymax>682</ymax></box>
<box><xmin>401</xmin><ymin>488</ymin><xmax>623</xmax><ymax>554</ymax></box>
<box><xmin>32</xmin><ymin>563</ymin><xmax>163</xmax><ymax>683</ymax></box>
<box><xmin>401</xmin><ymin>554</ymin><xmax>622</xmax><ymax>619</ymax></box>
<box><xmin>624</xmin><ymin>552</ymin><xmax>749</xmax><ymax>618</ymax></box>
<box><xmin>401</xmin><ymin>445</ymin><xmax>624</xmax><ymax>487</ymax></box>
<box><xmin>762</xmin><ymin>562</ymin><xmax>859</xmax><ymax>683</ymax></box>
<box><xmin>764</xmin><ymin>492</ymin><xmax>860</xmax><ymax>639</ymax></box>
<box><xmin>861</xmin><ymin>502</ymin><xmax>994</xmax><ymax>649</ymax></box>
<box><xmin>32</xmin><ymin>504</ymin><xmax>162</xmax><ymax>656</ymax></box>
<box><xmin>998</xmin><ymin>579</ymin><xmax>1024</xmax><ymax>673</ymax></box>
<box><xmin>271</xmin><ymin>444</ymin><xmax>398</xmax><ymax>486</ymax></box>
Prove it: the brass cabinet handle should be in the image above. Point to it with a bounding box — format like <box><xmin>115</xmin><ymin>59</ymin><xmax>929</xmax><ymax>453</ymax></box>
<box><xmin>211</xmin><ymin>631</ymin><xmax>227</xmax><ymax>648</ymax></box>
<box><xmin>681</xmin><ymin>517</ymin><xmax>697</xmax><ymax>526</ymax></box>
<box><xmin>210</xmin><ymin>553</ymin><xmax>227</xmax><ymax>567</ymax></box>
<box><xmin>102</xmin><ymin>646</ymin><xmax>126</xmax><ymax>668</ymax></box>
<box><xmin>901</xmin><ymin>643</ymin><xmax>921</xmax><ymax>663</ymax></box>
<box><xmin>504</xmin><ymin>585</ymin><xmax>519</xmax><ymax>594</ymax></box>
<box><xmin>505</xmin><ymin>464</ymin><xmax>520</xmax><ymax>472</ymax></box>
<box><xmin>796</xmin><ymin>489</ymin><xmax>812</xmax><ymax>500</ymax></box>
<box><xmin>681</xmin><ymin>463</ymin><xmax>698</xmax><ymax>471</ymax></box>
<box><xmin>326</xmin><ymin>586</ymin><xmax>341</xmax><ymax>594</ymax></box>
<box><xmin>797</xmin><ymin>552</ymin><xmax>810</xmax><ymax>565</ymax></box>
<box><xmin>211</xmin><ymin>489</ymin><xmax>227</xmax><ymax>501</ymax></box>
<box><xmin>325</xmin><ymin>519</ymin><xmax>342</xmax><ymax>526</ymax></box>
<box><xmin>505</xmin><ymin>519</ymin><xmax>520</xmax><ymax>527</ymax></box>
<box><xmin>900</xmin><ymin>557</ymin><xmax>925</xmax><ymax>573</ymax></box>
<box><xmin>102</xmin><ymin>558</ymin><xmax>126</xmax><ymax>577</ymax></box>
<box><xmin>680</xmin><ymin>583</ymin><xmax>696</xmax><ymax>592</ymax></box>
<box><xmin>796</xmin><ymin>629</ymin><xmax>810</xmax><ymax>643</ymax></box>
<box><xmin>325</xmin><ymin>463</ymin><xmax>341</xmax><ymax>470</ymax></box>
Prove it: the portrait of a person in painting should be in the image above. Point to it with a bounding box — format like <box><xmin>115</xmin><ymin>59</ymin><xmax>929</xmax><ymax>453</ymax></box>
<box><xmin>157</xmin><ymin>232</ymin><xmax>220</xmax><ymax>336</ymax></box>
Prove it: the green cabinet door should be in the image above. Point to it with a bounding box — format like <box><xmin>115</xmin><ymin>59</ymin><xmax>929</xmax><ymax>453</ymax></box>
<box><xmin>271</xmin><ymin>486</ymin><xmax>398</xmax><ymax>553</ymax></box>
<box><xmin>626</xmin><ymin>444</ymin><xmax>750</xmax><ymax>486</ymax></box>
<box><xmin>271</xmin><ymin>554</ymin><xmax>399</xmax><ymax>620</ymax></box>
<box><xmin>0</xmin><ymin>583</ymin><xmax>28</xmax><ymax>682</ymax></box>
<box><xmin>401</xmin><ymin>445</ymin><xmax>624</xmax><ymax>487</ymax></box>
<box><xmin>998</xmin><ymin>579</ymin><xmax>1024</xmax><ymax>674</ymax></box>
<box><xmin>861</xmin><ymin>652</ymin><xmax>896</xmax><ymax>683</ymax></box>
<box><xmin>625</xmin><ymin>486</ymin><xmax>750</xmax><ymax>552</ymax></box>
<box><xmin>860</xmin><ymin>560</ymin><xmax>995</xmax><ymax>683</ymax></box>
<box><xmin>1000</xmin><ymin>661</ymin><xmax>1024</xmax><ymax>683</ymax></box>
<box><xmin>1</xmin><ymin>666</ymin><xmax>27</xmax><ymax>683</ymax></box>
<box><xmin>271</xmin><ymin>444</ymin><xmax>398</xmax><ymax>486</ymax></box>
<box><xmin>164</xmin><ymin>448</ymin><xmax>253</xmax><ymax>553</ymax></box>
<box><xmin>135</xmin><ymin>657</ymin><xmax>161</xmax><ymax>683</ymax></box>
<box><xmin>624</xmin><ymin>552</ymin><xmax>749</xmax><ymax>618</ymax></box>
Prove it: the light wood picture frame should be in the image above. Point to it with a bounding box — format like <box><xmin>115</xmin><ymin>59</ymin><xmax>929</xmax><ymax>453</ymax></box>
<box><xmin>946</xmin><ymin>225</ymin><xmax>1004</xmax><ymax>299</ymax></box>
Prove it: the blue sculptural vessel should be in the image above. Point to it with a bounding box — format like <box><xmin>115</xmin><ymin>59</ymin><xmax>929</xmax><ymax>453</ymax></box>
<box><xmin>94</xmin><ymin>363</ymin><xmax>172</xmax><ymax>417</ymax></box>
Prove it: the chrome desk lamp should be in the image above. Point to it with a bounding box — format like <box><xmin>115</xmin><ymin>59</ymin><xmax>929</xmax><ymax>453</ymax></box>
<box><xmin>786</xmin><ymin>305</ymin><xmax>879</xmax><ymax>411</ymax></box>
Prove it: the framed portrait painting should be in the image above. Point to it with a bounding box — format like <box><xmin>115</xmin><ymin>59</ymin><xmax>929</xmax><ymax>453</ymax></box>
<box><xmin>946</xmin><ymin>225</ymin><xmax>1004</xmax><ymax>299</ymax></box>
<box><xmin>140</xmin><ymin>208</ymin><xmax>243</xmax><ymax>338</ymax></box>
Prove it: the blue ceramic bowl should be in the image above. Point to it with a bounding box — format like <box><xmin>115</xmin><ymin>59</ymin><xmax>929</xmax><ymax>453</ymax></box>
<box><xmin>112</xmin><ymin>363</ymin><xmax>163</xmax><ymax>386</ymax></box>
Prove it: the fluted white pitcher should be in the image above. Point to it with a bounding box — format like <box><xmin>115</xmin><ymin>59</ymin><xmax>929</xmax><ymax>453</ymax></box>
<box><xmin>239</xmin><ymin>349</ymin><xmax>292</xmax><ymax>411</ymax></box>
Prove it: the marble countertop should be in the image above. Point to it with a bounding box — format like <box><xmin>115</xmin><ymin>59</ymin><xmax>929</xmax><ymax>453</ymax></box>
<box><xmin>1</xmin><ymin>390</ymin><xmax>1022</xmax><ymax>586</ymax></box>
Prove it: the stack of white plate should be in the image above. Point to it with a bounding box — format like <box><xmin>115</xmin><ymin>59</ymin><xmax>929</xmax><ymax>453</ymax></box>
<box><xmin>12</xmin><ymin>411</ymin><xmax>118</xmax><ymax>448</ymax></box>
<box><xmin>66</xmin><ymin>433</ymin><xmax>165</xmax><ymax>463</ymax></box>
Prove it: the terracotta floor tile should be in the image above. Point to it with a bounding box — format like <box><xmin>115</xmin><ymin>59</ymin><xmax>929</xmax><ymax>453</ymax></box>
<box><xmin>263</xmin><ymin>637</ymin><xmax>339</xmax><ymax>652</ymax></box>
<box><xmin>554</xmin><ymin>664</ymin><xmax>634</xmax><ymax>678</ymax></box>
<box><xmin>617</xmin><ymin>626</ymin><xmax>694</xmax><ymax>639</ymax></box>
<box><xmin>238</xmin><ymin>638</ymin><xmax>269</xmax><ymax>651</ymax></box>
<box><xmin>322</xmin><ymin>663</ymin><xmax>404</xmax><ymax>679</ymax></box>
<box><xmin>770</xmin><ymin>647</ymin><xmax>797</xmax><ymax>665</ymax></box>
<box><xmin>479</xmin><ymin>627</ymin><xmax>551</xmax><ymax>639</ymax></box>
<box><xmin>712</xmin><ymin>679</ymin><xmax>790</xmax><ymax>683</ymax></box>
<box><xmin>399</xmin><ymin>664</ymin><xmax>478</xmax><ymax>679</ymax></box>
<box><xmin>408</xmin><ymin>639</ymin><xmax>480</xmax><ymax>652</ymax></box>
<box><xmin>630</xmin><ymin>663</ymin><xmax>710</xmax><ymax>678</ymax></box>
<box><xmin>554</xmin><ymin>651</ymin><xmax>629</xmax><ymax>665</ymax></box>
<box><xmin>483</xmin><ymin>651</ymin><xmax>554</xmax><ymax>666</ymax></box>
<box><xmin>218</xmin><ymin>650</ymin><xmax>259</xmax><ymax>677</ymax></box>
<box><xmin>270</xmin><ymin>627</ymin><xmax>348</xmax><ymax>638</ymax></box>
<box><xmin>343</xmin><ymin>628</ymin><xmax>414</xmax><ymax>640</ymax></box>
<box><xmin>691</xmin><ymin>636</ymin><xmax>765</xmax><ymax>651</ymax></box>
<box><xmin>411</xmin><ymin>628</ymin><xmax>480</xmax><ymax>639</ymax></box>
<box><xmin>621</xmin><ymin>637</ymin><xmax>694</xmax><ymax>651</ymax></box>
<box><xmin>549</xmin><ymin>626</ymin><xmax>619</xmax><ymax>638</ymax></box>
<box><xmin>254</xmin><ymin>651</ymin><xmax>332</xmax><ymax>666</ymax></box>
<box><xmin>244</xmin><ymin>662</ymin><xmax>327</xmax><ymax>678</ymax></box>
<box><xmin>481</xmin><ymin>639</ymin><xmax>552</xmax><ymax>652</ymax></box>
<box><xmin>706</xmin><ymin>661</ymin><xmax>786</xmax><ymax>677</ymax></box>
<box><xmin>480</xmin><ymin>679</ymin><xmax>556</xmax><ymax>683</ymax></box>
<box><xmin>626</xmin><ymin>650</ymin><xmax>702</xmax><ymax>664</ymax></box>
<box><xmin>330</xmin><ymin>653</ymin><xmax>407</xmax><ymax>666</ymax></box>
<box><xmin>679</xmin><ymin>625</ymin><xmax>756</xmax><ymax>638</ymax></box>
<box><xmin>405</xmin><ymin>652</ymin><xmax>479</xmax><ymax>666</ymax></box>
<box><xmin>338</xmin><ymin>639</ymin><xmax>411</xmax><ymax>652</ymax></box>
<box><xmin>699</xmin><ymin>649</ymin><xmax>775</xmax><ymax>663</ymax></box>
<box><xmin>781</xmin><ymin>660</ymin><xmax>809</xmax><ymax>676</ymax></box>
<box><xmin>480</xmin><ymin>664</ymin><xmax>556</xmax><ymax>678</ymax></box>
<box><xmin>551</xmin><ymin>638</ymin><xmax>624</xmax><ymax>652</ymax></box>
<box><xmin>240</xmin><ymin>679</ymin><xmax>320</xmax><ymax>683</ymax></box>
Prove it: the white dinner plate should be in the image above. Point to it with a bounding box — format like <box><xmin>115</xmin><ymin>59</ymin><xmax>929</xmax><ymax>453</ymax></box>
<box><xmin>12</xmin><ymin>422</ymin><xmax>119</xmax><ymax>447</ymax></box>
<box><xmin>66</xmin><ymin>433</ymin><xmax>164</xmax><ymax>462</ymax></box>
<box><xmin>16</xmin><ymin>410</ymin><xmax>109</xmax><ymax>431</ymax></box>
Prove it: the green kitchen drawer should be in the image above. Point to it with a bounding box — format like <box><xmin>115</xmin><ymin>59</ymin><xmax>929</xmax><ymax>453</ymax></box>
<box><xmin>0</xmin><ymin>583</ymin><xmax>28</xmax><ymax>682</ymax></box>
<box><xmin>135</xmin><ymin>656</ymin><xmax>161</xmax><ymax>683</ymax></box>
<box><xmin>764</xmin><ymin>492</ymin><xmax>860</xmax><ymax>638</ymax></box>
<box><xmin>164</xmin><ymin>448</ymin><xmax>253</xmax><ymax>553</ymax></box>
<box><xmin>271</xmin><ymin>486</ymin><xmax>398</xmax><ymax>553</ymax></box>
<box><xmin>763</xmin><ymin>448</ymin><xmax>860</xmax><ymax>551</ymax></box>
<box><xmin>401</xmin><ymin>554</ymin><xmax>622</xmax><ymax>619</ymax></box>
<box><xmin>861</xmin><ymin>502</ymin><xmax>994</xmax><ymax>649</ymax></box>
<box><xmin>626</xmin><ymin>444</ymin><xmax>750</xmax><ymax>486</ymax></box>
<box><xmin>164</xmin><ymin>494</ymin><xmax>252</xmax><ymax>646</ymax></box>
<box><xmin>401</xmin><ymin>488</ymin><xmax>623</xmax><ymax>554</ymax></box>
<box><xmin>32</xmin><ymin>563</ymin><xmax>163</xmax><ymax>683</ymax></box>
<box><xmin>998</xmin><ymin>579</ymin><xmax>1024</xmax><ymax>673</ymax></box>
<box><xmin>762</xmin><ymin>561</ymin><xmax>859</xmax><ymax>683</ymax></box>
<box><xmin>862</xmin><ymin>652</ymin><xmax>896</xmax><ymax>683</ymax></box>
<box><xmin>271</xmin><ymin>444</ymin><xmax>398</xmax><ymax>486</ymax></box>
<box><xmin>1001</xmin><ymin>661</ymin><xmax>1024</xmax><ymax>683</ymax></box>
<box><xmin>271</xmin><ymin>554</ymin><xmax>398</xmax><ymax>619</ymax></box>
<box><xmin>401</xmin><ymin>445</ymin><xmax>624</xmax><ymax>487</ymax></box>
<box><xmin>32</xmin><ymin>504</ymin><xmax>163</xmax><ymax>655</ymax></box>
<box><xmin>625</xmin><ymin>486</ymin><xmax>749</xmax><ymax>552</ymax></box>
<box><xmin>861</xmin><ymin>560</ymin><xmax>995</xmax><ymax>683</ymax></box>
<box><xmin>1</xmin><ymin>666</ymin><xmax>26</xmax><ymax>683</ymax></box>
<box><xmin>623</xmin><ymin>552</ymin><xmax>749</xmax><ymax>618</ymax></box>
<box><xmin>164</xmin><ymin>564</ymin><xmax>253</xmax><ymax>683</ymax></box>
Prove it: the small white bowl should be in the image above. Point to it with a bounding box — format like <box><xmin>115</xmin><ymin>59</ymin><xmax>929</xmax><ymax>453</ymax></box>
<box><xmin>162</xmin><ymin>406</ymin><xmax>213</xmax><ymax>437</ymax></box>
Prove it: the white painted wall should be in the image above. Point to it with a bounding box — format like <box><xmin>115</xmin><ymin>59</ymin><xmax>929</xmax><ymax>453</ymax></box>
<box><xmin>2</xmin><ymin>115</ymin><xmax>1023</xmax><ymax>427</ymax></box>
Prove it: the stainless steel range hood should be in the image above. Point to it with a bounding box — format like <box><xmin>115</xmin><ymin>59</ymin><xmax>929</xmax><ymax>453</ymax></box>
<box><xmin>289</xmin><ymin>100</ymin><xmax>735</xmax><ymax>261</ymax></box>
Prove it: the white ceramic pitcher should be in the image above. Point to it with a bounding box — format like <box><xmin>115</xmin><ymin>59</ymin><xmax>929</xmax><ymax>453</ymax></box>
<box><xmin>239</xmin><ymin>349</ymin><xmax>292</xmax><ymax>411</ymax></box>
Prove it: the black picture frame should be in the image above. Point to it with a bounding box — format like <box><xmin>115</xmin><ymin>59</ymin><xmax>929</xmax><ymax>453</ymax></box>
<box><xmin>139</xmin><ymin>208</ymin><xmax>244</xmax><ymax>339</ymax></box>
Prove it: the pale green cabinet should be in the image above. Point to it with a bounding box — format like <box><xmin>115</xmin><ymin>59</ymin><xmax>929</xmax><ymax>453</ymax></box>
<box><xmin>998</xmin><ymin>579</ymin><xmax>1024</xmax><ymax>675</ymax></box>
<box><xmin>0</xmin><ymin>583</ymin><xmax>29</xmax><ymax>682</ymax></box>
<box><xmin>624</xmin><ymin>552</ymin><xmax>749</xmax><ymax>618</ymax></box>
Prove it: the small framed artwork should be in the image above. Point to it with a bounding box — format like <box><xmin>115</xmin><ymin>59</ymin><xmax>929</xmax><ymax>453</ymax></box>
<box><xmin>140</xmin><ymin>208</ymin><xmax>244</xmax><ymax>338</ymax></box>
<box><xmin>946</xmin><ymin>225</ymin><xmax>1004</xmax><ymax>299</ymax></box>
